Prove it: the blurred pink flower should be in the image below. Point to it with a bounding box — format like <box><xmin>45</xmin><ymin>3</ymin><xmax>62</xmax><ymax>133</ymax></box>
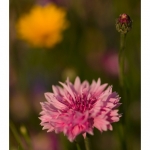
<box><xmin>100</xmin><ymin>51</ymin><xmax>119</xmax><ymax>76</ymax></box>
<box><xmin>87</xmin><ymin>50</ymin><xmax>128</xmax><ymax>77</ymax></box>
<box><xmin>31</xmin><ymin>132</ymin><xmax>59</xmax><ymax>150</ymax></box>
<box><xmin>100</xmin><ymin>51</ymin><xmax>128</xmax><ymax>77</ymax></box>
<box><xmin>39</xmin><ymin>77</ymin><xmax>121</xmax><ymax>142</ymax></box>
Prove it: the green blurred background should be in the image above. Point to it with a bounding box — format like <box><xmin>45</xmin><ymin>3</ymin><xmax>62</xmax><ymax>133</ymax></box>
<box><xmin>9</xmin><ymin>0</ymin><xmax>140</xmax><ymax>149</ymax></box>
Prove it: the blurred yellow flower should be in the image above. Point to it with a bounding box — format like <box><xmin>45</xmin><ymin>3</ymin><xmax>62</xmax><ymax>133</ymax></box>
<box><xmin>16</xmin><ymin>4</ymin><xmax>69</xmax><ymax>48</ymax></box>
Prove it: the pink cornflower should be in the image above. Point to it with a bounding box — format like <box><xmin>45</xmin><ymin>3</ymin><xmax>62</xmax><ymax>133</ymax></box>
<box><xmin>39</xmin><ymin>77</ymin><xmax>121</xmax><ymax>142</ymax></box>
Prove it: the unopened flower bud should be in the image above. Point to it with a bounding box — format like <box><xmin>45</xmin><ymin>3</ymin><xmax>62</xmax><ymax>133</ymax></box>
<box><xmin>116</xmin><ymin>13</ymin><xmax>132</xmax><ymax>34</ymax></box>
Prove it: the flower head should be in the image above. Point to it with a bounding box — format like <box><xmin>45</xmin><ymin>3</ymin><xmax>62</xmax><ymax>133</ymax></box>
<box><xmin>116</xmin><ymin>13</ymin><xmax>132</xmax><ymax>34</ymax></box>
<box><xmin>39</xmin><ymin>77</ymin><xmax>121</xmax><ymax>142</ymax></box>
<box><xmin>16</xmin><ymin>3</ymin><xmax>69</xmax><ymax>48</ymax></box>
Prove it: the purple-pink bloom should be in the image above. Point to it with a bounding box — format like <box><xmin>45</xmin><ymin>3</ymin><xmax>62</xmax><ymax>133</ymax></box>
<box><xmin>39</xmin><ymin>77</ymin><xmax>121</xmax><ymax>142</ymax></box>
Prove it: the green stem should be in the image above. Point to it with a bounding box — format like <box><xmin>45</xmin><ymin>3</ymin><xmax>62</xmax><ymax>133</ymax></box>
<box><xmin>75</xmin><ymin>141</ymin><xmax>81</xmax><ymax>150</ymax></box>
<box><xmin>23</xmin><ymin>134</ymin><xmax>32</xmax><ymax>150</ymax></box>
<box><xmin>10</xmin><ymin>121</ymin><xmax>24</xmax><ymax>150</ymax></box>
<box><xmin>84</xmin><ymin>135</ymin><xmax>91</xmax><ymax>150</ymax></box>
<box><xmin>118</xmin><ymin>124</ymin><xmax>127</xmax><ymax>150</ymax></box>
<box><xmin>20</xmin><ymin>125</ymin><xmax>32</xmax><ymax>150</ymax></box>
<box><xmin>118</xmin><ymin>33</ymin><xmax>128</xmax><ymax>150</ymax></box>
<box><xmin>119</xmin><ymin>33</ymin><xmax>126</xmax><ymax>87</ymax></box>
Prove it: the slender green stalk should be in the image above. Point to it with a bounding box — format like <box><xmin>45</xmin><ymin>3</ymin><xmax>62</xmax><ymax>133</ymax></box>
<box><xmin>118</xmin><ymin>33</ymin><xmax>128</xmax><ymax>150</ymax></box>
<box><xmin>75</xmin><ymin>141</ymin><xmax>81</xmax><ymax>150</ymax></box>
<box><xmin>119</xmin><ymin>33</ymin><xmax>128</xmax><ymax>116</ymax></box>
<box><xmin>10</xmin><ymin>121</ymin><xmax>24</xmax><ymax>150</ymax></box>
<box><xmin>119</xmin><ymin>33</ymin><xmax>126</xmax><ymax>87</ymax></box>
<box><xmin>20</xmin><ymin>125</ymin><xmax>32</xmax><ymax>150</ymax></box>
<box><xmin>118</xmin><ymin>124</ymin><xmax>127</xmax><ymax>150</ymax></box>
<box><xmin>84</xmin><ymin>135</ymin><xmax>92</xmax><ymax>150</ymax></box>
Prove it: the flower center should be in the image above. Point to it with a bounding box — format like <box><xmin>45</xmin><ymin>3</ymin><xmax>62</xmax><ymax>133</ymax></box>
<box><xmin>73</xmin><ymin>94</ymin><xmax>96</xmax><ymax>113</ymax></box>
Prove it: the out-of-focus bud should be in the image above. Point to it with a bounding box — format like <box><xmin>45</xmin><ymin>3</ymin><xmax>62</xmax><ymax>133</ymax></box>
<box><xmin>116</xmin><ymin>13</ymin><xmax>132</xmax><ymax>34</ymax></box>
<box><xmin>20</xmin><ymin>125</ymin><xmax>27</xmax><ymax>135</ymax></box>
